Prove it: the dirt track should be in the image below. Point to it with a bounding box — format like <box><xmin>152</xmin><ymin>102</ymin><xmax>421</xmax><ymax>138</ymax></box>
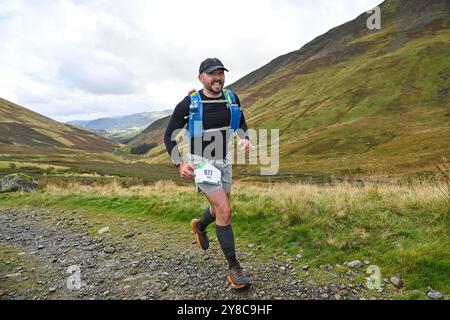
<box><xmin>0</xmin><ymin>207</ymin><xmax>386</xmax><ymax>300</ymax></box>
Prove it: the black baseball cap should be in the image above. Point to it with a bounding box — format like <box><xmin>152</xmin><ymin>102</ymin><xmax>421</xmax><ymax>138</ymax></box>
<box><xmin>199</xmin><ymin>58</ymin><xmax>229</xmax><ymax>74</ymax></box>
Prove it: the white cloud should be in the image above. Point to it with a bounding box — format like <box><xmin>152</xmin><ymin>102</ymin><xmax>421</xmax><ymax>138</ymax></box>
<box><xmin>0</xmin><ymin>0</ymin><xmax>383</xmax><ymax>122</ymax></box>
<box><xmin>58</xmin><ymin>48</ymin><xmax>142</xmax><ymax>95</ymax></box>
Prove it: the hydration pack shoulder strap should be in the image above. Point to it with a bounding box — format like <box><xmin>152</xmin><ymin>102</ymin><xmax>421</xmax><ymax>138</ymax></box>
<box><xmin>186</xmin><ymin>90</ymin><xmax>241</xmax><ymax>138</ymax></box>
<box><xmin>223</xmin><ymin>89</ymin><xmax>242</xmax><ymax>135</ymax></box>
<box><xmin>186</xmin><ymin>91</ymin><xmax>203</xmax><ymax>138</ymax></box>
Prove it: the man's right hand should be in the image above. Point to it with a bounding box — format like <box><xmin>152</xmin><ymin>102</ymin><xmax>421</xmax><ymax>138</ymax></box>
<box><xmin>178</xmin><ymin>163</ymin><xmax>196</xmax><ymax>180</ymax></box>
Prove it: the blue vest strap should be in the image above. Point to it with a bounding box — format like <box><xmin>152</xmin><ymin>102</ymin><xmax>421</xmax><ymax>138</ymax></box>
<box><xmin>187</xmin><ymin>92</ymin><xmax>203</xmax><ymax>138</ymax></box>
<box><xmin>186</xmin><ymin>90</ymin><xmax>241</xmax><ymax>138</ymax></box>
<box><xmin>223</xmin><ymin>89</ymin><xmax>241</xmax><ymax>135</ymax></box>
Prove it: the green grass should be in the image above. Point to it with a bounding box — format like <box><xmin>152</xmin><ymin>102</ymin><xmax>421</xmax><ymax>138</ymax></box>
<box><xmin>1</xmin><ymin>180</ymin><xmax>448</xmax><ymax>298</ymax></box>
<box><xmin>67</xmin><ymin>162</ymin><xmax>188</xmax><ymax>185</ymax></box>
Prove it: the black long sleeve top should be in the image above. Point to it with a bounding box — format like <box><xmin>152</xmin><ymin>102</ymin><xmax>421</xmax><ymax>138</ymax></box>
<box><xmin>164</xmin><ymin>89</ymin><xmax>249</xmax><ymax>165</ymax></box>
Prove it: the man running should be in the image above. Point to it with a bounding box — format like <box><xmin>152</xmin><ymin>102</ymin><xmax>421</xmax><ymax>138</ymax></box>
<box><xmin>164</xmin><ymin>58</ymin><xmax>252</xmax><ymax>289</ymax></box>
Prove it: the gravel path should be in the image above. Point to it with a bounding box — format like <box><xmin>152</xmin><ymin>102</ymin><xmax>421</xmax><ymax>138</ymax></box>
<box><xmin>0</xmin><ymin>207</ymin><xmax>385</xmax><ymax>300</ymax></box>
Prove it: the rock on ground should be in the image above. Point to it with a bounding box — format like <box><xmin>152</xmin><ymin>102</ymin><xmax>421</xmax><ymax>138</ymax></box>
<box><xmin>0</xmin><ymin>174</ymin><xmax>38</xmax><ymax>193</ymax></box>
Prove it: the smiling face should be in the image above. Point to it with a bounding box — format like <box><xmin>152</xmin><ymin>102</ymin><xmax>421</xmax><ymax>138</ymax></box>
<box><xmin>199</xmin><ymin>69</ymin><xmax>225</xmax><ymax>96</ymax></box>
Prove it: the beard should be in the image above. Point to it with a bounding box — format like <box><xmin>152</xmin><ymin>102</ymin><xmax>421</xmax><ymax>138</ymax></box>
<box><xmin>206</xmin><ymin>80</ymin><xmax>223</xmax><ymax>94</ymax></box>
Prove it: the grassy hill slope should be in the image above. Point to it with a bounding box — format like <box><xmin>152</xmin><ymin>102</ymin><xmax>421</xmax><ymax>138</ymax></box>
<box><xmin>228</xmin><ymin>0</ymin><xmax>450</xmax><ymax>176</ymax></box>
<box><xmin>0</xmin><ymin>98</ymin><xmax>123</xmax><ymax>163</ymax></box>
<box><xmin>127</xmin><ymin>115</ymin><xmax>170</xmax><ymax>148</ymax></box>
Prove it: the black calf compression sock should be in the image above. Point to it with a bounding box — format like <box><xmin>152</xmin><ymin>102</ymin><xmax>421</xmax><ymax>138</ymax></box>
<box><xmin>216</xmin><ymin>224</ymin><xmax>239</xmax><ymax>269</ymax></box>
<box><xmin>197</xmin><ymin>207</ymin><xmax>215</xmax><ymax>231</ymax></box>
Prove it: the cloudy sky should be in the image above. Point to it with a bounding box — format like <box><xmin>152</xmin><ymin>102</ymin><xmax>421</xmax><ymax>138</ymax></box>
<box><xmin>0</xmin><ymin>0</ymin><xmax>382</xmax><ymax>122</ymax></box>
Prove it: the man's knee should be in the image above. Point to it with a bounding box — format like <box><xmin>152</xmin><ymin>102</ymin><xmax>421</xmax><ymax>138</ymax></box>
<box><xmin>217</xmin><ymin>203</ymin><xmax>231</xmax><ymax>216</ymax></box>
<box><xmin>215</xmin><ymin>204</ymin><xmax>231</xmax><ymax>224</ymax></box>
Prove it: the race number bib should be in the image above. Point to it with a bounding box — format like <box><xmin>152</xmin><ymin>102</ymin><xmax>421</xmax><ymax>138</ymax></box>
<box><xmin>194</xmin><ymin>162</ymin><xmax>221</xmax><ymax>185</ymax></box>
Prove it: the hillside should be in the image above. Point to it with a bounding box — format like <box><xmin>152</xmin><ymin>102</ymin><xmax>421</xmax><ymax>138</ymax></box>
<box><xmin>127</xmin><ymin>115</ymin><xmax>170</xmax><ymax>148</ymax></box>
<box><xmin>0</xmin><ymin>97</ymin><xmax>123</xmax><ymax>162</ymax></box>
<box><xmin>225</xmin><ymin>0</ymin><xmax>450</xmax><ymax>176</ymax></box>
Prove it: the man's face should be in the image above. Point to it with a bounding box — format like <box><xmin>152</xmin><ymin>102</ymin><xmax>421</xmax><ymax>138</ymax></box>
<box><xmin>199</xmin><ymin>69</ymin><xmax>225</xmax><ymax>94</ymax></box>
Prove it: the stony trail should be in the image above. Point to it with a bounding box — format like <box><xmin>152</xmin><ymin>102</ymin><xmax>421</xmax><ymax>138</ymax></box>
<box><xmin>0</xmin><ymin>207</ymin><xmax>387</xmax><ymax>300</ymax></box>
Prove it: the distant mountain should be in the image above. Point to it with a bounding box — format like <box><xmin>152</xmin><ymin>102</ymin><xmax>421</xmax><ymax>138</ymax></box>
<box><xmin>0</xmin><ymin>97</ymin><xmax>121</xmax><ymax>160</ymax></box>
<box><xmin>68</xmin><ymin>111</ymin><xmax>172</xmax><ymax>131</ymax></box>
<box><xmin>67</xmin><ymin>111</ymin><xmax>172</xmax><ymax>143</ymax></box>
<box><xmin>224</xmin><ymin>0</ymin><xmax>450</xmax><ymax>175</ymax></box>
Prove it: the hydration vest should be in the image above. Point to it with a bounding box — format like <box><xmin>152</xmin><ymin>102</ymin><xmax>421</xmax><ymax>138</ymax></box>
<box><xmin>186</xmin><ymin>89</ymin><xmax>242</xmax><ymax>138</ymax></box>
